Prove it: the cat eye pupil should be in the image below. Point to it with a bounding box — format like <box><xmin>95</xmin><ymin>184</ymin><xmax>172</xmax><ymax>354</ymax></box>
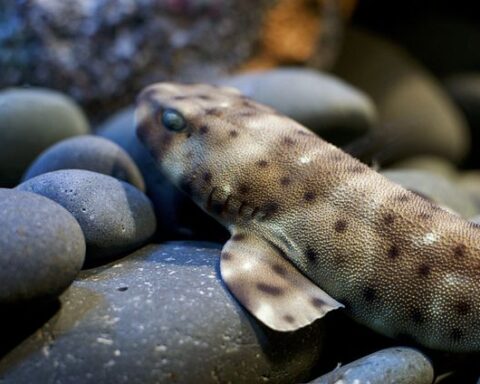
<box><xmin>161</xmin><ymin>109</ymin><xmax>186</xmax><ymax>132</ymax></box>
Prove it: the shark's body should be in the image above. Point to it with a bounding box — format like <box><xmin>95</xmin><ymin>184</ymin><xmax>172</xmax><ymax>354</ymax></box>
<box><xmin>136</xmin><ymin>82</ymin><xmax>480</xmax><ymax>352</ymax></box>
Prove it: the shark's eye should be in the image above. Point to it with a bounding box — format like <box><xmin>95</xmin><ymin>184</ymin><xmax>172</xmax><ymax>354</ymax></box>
<box><xmin>161</xmin><ymin>109</ymin><xmax>186</xmax><ymax>132</ymax></box>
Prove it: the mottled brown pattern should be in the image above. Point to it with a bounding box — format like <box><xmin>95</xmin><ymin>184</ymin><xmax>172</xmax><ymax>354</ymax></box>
<box><xmin>136</xmin><ymin>82</ymin><xmax>480</xmax><ymax>352</ymax></box>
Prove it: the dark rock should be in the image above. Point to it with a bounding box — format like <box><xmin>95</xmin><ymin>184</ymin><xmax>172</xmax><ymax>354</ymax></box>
<box><xmin>23</xmin><ymin>135</ymin><xmax>145</xmax><ymax>191</ymax></box>
<box><xmin>218</xmin><ymin>68</ymin><xmax>377</xmax><ymax>145</ymax></box>
<box><xmin>382</xmin><ymin>169</ymin><xmax>478</xmax><ymax>218</ymax></box>
<box><xmin>16</xmin><ymin>170</ymin><xmax>156</xmax><ymax>262</ymax></box>
<box><xmin>0</xmin><ymin>87</ymin><xmax>90</xmax><ymax>187</ymax></box>
<box><xmin>333</xmin><ymin>28</ymin><xmax>470</xmax><ymax>165</ymax></box>
<box><xmin>0</xmin><ymin>0</ymin><xmax>273</xmax><ymax>120</ymax></box>
<box><xmin>0</xmin><ymin>242</ymin><xmax>325</xmax><ymax>383</ymax></box>
<box><xmin>97</xmin><ymin>107</ymin><xmax>228</xmax><ymax>242</ymax></box>
<box><xmin>308</xmin><ymin>347</ymin><xmax>433</xmax><ymax>384</ymax></box>
<box><xmin>0</xmin><ymin>189</ymin><xmax>85</xmax><ymax>305</ymax></box>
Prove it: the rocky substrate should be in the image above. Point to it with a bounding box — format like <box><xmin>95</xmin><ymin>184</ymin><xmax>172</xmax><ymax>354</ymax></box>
<box><xmin>2</xmin><ymin>59</ymin><xmax>480</xmax><ymax>383</ymax></box>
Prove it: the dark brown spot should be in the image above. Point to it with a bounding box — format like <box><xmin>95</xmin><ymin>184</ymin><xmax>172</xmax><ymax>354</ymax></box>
<box><xmin>410</xmin><ymin>308</ymin><xmax>425</xmax><ymax>324</ymax></box>
<box><xmin>239</xmin><ymin>110</ymin><xmax>254</xmax><ymax>117</ymax></box>
<box><xmin>242</xmin><ymin>100</ymin><xmax>254</xmax><ymax>108</ymax></box>
<box><xmin>272</xmin><ymin>263</ymin><xmax>287</xmax><ymax>276</ymax></box>
<box><xmin>256</xmin><ymin>160</ymin><xmax>268</xmax><ymax>168</ymax></box>
<box><xmin>206</xmin><ymin>108</ymin><xmax>221</xmax><ymax>116</ymax></box>
<box><xmin>305</xmin><ymin>247</ymin><xmax>317</xmax><ymax>263</ymax></box>
<box><xmin>282</xmin><ymin>137</ymin><xmax>295</xmax><ymax>146</ymax></box>
<box><xmin>418</xmin><ymin>212</ymin><xmax>432</xmax><ymax>220</ymax></box>
<box><xmin>387</xmin><ymin>245</ymin><xmax>400</xmax><ymax>259</ymax></box>
<box><xmin>256</xmin><ymin>283</ymin><xmax>283</xmax><ymax>296</ymax></box>
<box><xmin>454</xmin><ymin>301</ymin><xmax>472</xmax><ymax>316</ymax></box>
<box><xmin>232</xmin><ymin>233</ymin><xmax>245</xmax><ymax>241</ymax></box>
<box><xmin>197</xmin><ymin>94</ymin><xmax>211</xmax><ymax>100</ymax></box>
<box><xmin>238</xmin><ymin>184</ymin><xmax>250</xmax><ymax>195</ymax></box>
<box><xmin>453</xmin><ymin>244</ymin><xmax>467</xmax><ymax>258</ymax></box>
<box><xmin>280</xmin><ymin>176</ymin><xmax>292</xmax><ymax>186</ymax></box>
<box><xmin>311</xmin><ymin>297</ymin><xmax>325</xmax><ymax>308</ymax></box>
<box><xmin>297</xmin><ymin>130</ymin><xmax>311</xmax><ymax>136</ymax></box>
<box><xmin>383</xmin><ymin>213</ymin><xmax>395</xmax><ymax>225</ymax></box>
<box><xmin>330</xmin><ymin>153</ymin><xmax>343</xmax><ymax>162</ymax></box>
<box><xmin>396</xmin><ymin>194</ymin><xmax>410</xmax><ymax>202</ymax></box>
<box><xmin>363</xmin><ymin>286</ymin><xmax>377</xmax><ymax>302</ymax></box>
<box><xmin>199</xmin><ymin>125</ymin><xmax>209</xmax><ymax>135</ymax></box>
<box><xmin>283</xmin><ymin>314</ymin><xmax>295</xmax><ymax>324</ymax></box>
<box><xmin>334</xmin><ymin>219</ymin><xmax>347</xmax><ymax>233</ymax></box>
<box><xmin>229</xmin><ymin>130</ymin><xmax>239</xmax><ymax>138</ymax></box>
<box><xmin>450</xmin><ymin>328</ymin><xmax>464</xmax><ymax>341</ymax></box>
<box><xmin>350</xmin><ymin>164</ymin><xmax>366</xmax><ymax>173</ymax></box>
<box><xmin>303</xmin><ymin>191</ymin><xmax>317</xmax><ymax>203</ymax></box>
<box><xmin>262</xmin><ymin>202</ymin><xmax>279</xmax><ymax>218</ymax></box>
<box><xmin>202</xmin><ymin>171</ymin><xmax>212</xmax><ymax>183</ymax></box>
<box><xmin>418</xmin><ymin>263</ymin><xmax>431</xmax><ymax>278</ymax></box>
<box><xmin>117</xmin><ymin>286</ymin><xmax>128</xmax><ymax>292</ymax></box>
<box><xmin>222</xmin><ymin>252</ymin><xmax>233</xmax><ymax>260</ymax></box>
<box><xmin>173</xmin><ymin>95</ymin><xmax>187</xmax><ymax>100</ymax></box>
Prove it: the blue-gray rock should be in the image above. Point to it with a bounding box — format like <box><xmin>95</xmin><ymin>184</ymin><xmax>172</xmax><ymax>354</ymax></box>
<box><xmin>308</xmin><ymin>347</ymin><xmax>433</xmax><ymax>384</ymax></box>
<box><xmin>23</xmin><ymin>135</ymin><xmax>145</xmax><ymax>191</ymax></box>
<box><xmin>0</xmin><ymin>188</ymin><xmax>85</xmax><ymax>305</ymax></box>
<box><xmin>16</xmin><ymin>170</ymin><xmax>156</xmax><ymax>261</ymax></box>
<box><xmin>218</xmin><ymin>68</ymin><xmax>377</xmax><ymax>145</ymax></box>
<box><xmin>0</xmin><ymin>242</ymin><xmax>325</xmax><ymax>384</ymax></box>
<box><xmin>0</xmin><ymin>87</ymin><xmax>90</xmax><ymax>187</ymax></box>
<box><xmin>333</xmin><ymin>28</ymin><xmax>470</xmax><ymax>164</ymax></box>
<box><xmin>382</xmin><ymin>169</ymin><xmax>478</xmax><ymax>218</ymax></box>
<box><xmin>97</xmin><ymin>107</ymin><xmax>229</xmax><ymax>242</ymax></box>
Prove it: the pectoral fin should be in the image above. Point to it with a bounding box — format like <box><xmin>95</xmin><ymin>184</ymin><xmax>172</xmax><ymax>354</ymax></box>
<box><xmin>220</xmin><ymin>232</ymin><xmax>343</xmax><ymax>331</ymax></box>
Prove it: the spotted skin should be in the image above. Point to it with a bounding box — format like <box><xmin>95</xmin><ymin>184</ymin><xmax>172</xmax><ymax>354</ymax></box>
<box><xmin>136</xmin><ymin>82</ymin><xmax>480</xmax><ymax>352</ymax></box>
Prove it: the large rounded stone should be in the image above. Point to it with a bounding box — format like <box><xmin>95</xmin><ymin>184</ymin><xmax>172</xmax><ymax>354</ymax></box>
<box><xmin>16</xmin><ymin>170</ymin><xmax>156</xmax><ymax>261</ymax></box>
<box><xmin>97</xmin><ymin>107</ymin><xmax>229</xmax><ymax>242</ymax></box>
<box><xmin>23</xmin><ymin>135</ymin><xmax>145</xmax><ymax>191</ymax></box>
<box><xmin>0</xmin><ymin>189</ymin><xmax>85</xmax><ymax>305</ymax></box>
<box><xmin>218</xmin><ymin>68</ymin><xmax>377</xmax><ymax>145</ymax></box>
<box><xmin>382</xmin><ymin>169</ymin><xmax>478</xmax><ymax>218</ymax></box>
<box><xmin>0</xmin><ymin>87</ymin><xmax>90</xmax><ymax>187</ymax></box>
<box><xmin>333</xmin><ymin>28</ymin><xmax>470</xmax><ymax>164</ymax></box>
<box><xmin>308</xmin><ymin>348</ymin><xmax>434</xmax><ymax>384</ymax></box>
<box><xmin>0</xmin><ymin>242</ymin><xmax>325</xmax><ymax>383</ymax></box>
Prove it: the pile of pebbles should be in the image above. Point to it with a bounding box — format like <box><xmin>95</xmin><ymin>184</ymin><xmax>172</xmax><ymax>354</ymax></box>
<box><xmin>1</xmin><ymin>65</ymin><xmax>480</xmax><ymax>383</ymax></box>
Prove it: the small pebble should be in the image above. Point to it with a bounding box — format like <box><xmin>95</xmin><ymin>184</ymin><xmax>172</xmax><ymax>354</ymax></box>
<box><xmin>16</xmin><ymin>170</ymin><xmax>156</xmax><ymax>262</ymax></box>
<box><xmin>308</xmin><ymin>347</ymin><xmax>434</xmax><ymax>384</ymax></box>
<box><xmin>0</xmin><ymin>188</ymin><xmax>85</xmax><ymax>305</ymax></box>
<box><xmin>23</xmin><ymin>135</ymin><xmax>145</xmax><ymax>191</ymax></box>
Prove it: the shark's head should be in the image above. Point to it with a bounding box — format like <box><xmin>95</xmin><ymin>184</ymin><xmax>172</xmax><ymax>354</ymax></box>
<box><xmin>135</xmin><ymin>82</ymin><xmax>316</xmax><ymax>224</ymax></box>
